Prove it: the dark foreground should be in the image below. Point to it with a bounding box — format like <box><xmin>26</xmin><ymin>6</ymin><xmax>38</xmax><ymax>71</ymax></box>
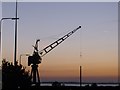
<box><xmin>2</xmin><ymin>60</ymin><xmax>120</xmax><ymax>90</ymax></box>
<box><xmin>2</xmin><ymin>86</ymin><xmax>120</xmax><ymax>90</ymax></box>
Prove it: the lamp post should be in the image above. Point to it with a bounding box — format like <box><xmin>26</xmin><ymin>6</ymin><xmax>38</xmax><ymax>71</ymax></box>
<box><xmin>0</xmin><ymin>17</ymin><xmax>19</xmax><ymax>64</ymax></box>
<box><xmin>0</xmin><ymin>18</ymin><xmax>19</xmax><ymax>32</ymax></box>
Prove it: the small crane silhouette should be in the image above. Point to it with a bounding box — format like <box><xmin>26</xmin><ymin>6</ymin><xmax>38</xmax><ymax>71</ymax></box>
<box><xmin>28</xmin><ymin>26</ymin><xmax>81</xmax><ymax>86</ymax></box>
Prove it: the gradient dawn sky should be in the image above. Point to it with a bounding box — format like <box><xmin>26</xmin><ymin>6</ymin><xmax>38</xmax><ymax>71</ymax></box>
<box><xmin>1</xmin><ymin>2</ymin><xmax>118</xmax><ymax>83</ymax></box>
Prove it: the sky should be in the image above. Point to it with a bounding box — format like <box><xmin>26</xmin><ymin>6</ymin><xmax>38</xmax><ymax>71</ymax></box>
<box><xmin>1</xmin><ymin>0</ymin><xmax>119</xmax><ymax>2</ymax></box>
<box><xmin>1</xmin><ymin>2</ymin><xmax>118</xmax><ymax>83</ymax></box>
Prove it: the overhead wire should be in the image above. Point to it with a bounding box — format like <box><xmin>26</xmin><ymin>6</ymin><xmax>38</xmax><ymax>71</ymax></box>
<box><xmin>40</xmin><ymin>28</ymin><xmax>72</xmax><ymax>41</ymax></box>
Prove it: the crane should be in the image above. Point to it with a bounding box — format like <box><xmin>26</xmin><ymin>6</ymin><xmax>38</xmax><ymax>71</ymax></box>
<box><xmin>28</xmin><ymin>26</ymin><xmax>81</xmax><ymax>86</ymax></box>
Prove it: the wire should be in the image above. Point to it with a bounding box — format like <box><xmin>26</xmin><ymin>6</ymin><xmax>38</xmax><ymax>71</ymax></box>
<box><xmin>79</xmin><ymin>28</ymin><xmax>82</xmax><ymax>58</ymax></box>
<box><xmin>40</xmin><ymin>27</ymin><xmax>75</xmax><ymax>41</ymax></box>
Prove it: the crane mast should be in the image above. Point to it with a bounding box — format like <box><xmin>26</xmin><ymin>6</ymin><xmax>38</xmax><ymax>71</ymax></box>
<box><xmin>28</xmin><ymin>26</ymin><xmax>81</xmax><ymax>86</ymax></box>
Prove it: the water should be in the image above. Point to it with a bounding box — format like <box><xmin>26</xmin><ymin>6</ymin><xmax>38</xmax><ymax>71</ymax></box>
<box><xmin>40</xmin><ymin>83</ymin><xmax>119</xmax><ymax>87</ymax></box>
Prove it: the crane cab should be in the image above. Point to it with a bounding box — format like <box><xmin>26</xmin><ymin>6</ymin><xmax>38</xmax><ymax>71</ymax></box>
<box><xmin>28</xmin><ymin>52</ymin><xmax>42</xmax><ymax>66</ymax></box>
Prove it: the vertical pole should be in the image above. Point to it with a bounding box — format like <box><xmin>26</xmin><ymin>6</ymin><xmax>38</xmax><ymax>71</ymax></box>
<box><xmin>33</xmin><ymin>65</ymin><xmax>36</xmax><ymax>83</ymax></box>
<box><xmin>37</xmin><ymin>65</ymin><xmax>40</xmax><ymax>86</ymax></box>
<box><xmin>0</xmin><ymin>20</ymin><xmax>2</xmax><ymax>65</ymax></box>
<box><xmin>80</xmin><ymin>66</ymin><xmax>82</xmax><ymax>87</ymax></box>
<box><xmin>118</xmin><ymin>1</ymin><xmax>120</xmax><ymax>86</ymax></box>
<box><xmin>14</xmin><ymin>0</ymin><xmax>17</xmax><ymax>66</ymax></box>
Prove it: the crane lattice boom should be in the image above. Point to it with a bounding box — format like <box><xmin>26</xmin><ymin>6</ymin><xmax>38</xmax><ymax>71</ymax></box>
<box><xmin>39</xmin><ymin>26</ymin><xmax>81</xmax><ymax>57</ymax></box>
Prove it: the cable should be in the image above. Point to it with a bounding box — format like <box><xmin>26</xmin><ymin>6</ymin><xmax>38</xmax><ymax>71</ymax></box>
<box><xmin>79</xmin><ymin>28</ymin><xmax>82</xmax><ymax>58</ymax></box>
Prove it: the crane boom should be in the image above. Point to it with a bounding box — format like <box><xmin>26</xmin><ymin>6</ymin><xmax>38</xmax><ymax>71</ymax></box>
<box><xmin>39</xmin><ymin>26</ymin><xmax>81</xmax><ymax>57</ymax></box>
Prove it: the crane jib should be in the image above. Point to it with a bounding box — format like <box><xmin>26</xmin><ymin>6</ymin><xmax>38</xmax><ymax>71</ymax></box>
<box><xmin>40</xmin><ymin>26</ymin><xmax>81</xmax><ymax>57</ymax></box>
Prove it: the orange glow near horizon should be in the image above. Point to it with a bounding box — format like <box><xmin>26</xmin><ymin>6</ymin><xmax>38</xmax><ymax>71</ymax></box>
<box><xmin>2</xmin><ymin>40</ymin><xmax>118</xmax><ymax>82</ymax></box>
<box><xmin>37</xmin><ymin>51</ymin><xmax>117</xmax><ymax>82</ymax></box>
<box><xmin>2</xmin><ymin>41</ymin><xmax>118</xmax><ymax>82</ymax></box>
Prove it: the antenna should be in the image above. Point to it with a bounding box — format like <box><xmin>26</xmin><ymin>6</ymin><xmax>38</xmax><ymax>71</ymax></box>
<box><xmin>80</xmin><ymin>66</ymin><xmax>82</xmax><ymax>87</ymax></box>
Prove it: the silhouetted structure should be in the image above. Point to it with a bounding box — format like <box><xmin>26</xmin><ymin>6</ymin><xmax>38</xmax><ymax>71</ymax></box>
<box><xmin>2</xmin><ymin>59</ymin><xmax>31</xmax><ymax>89</ymax></box>
<box><xmin>91</xmin><ymin>83</ymin><xmax>97</xmax><ymax>87</ymax></box>
<box><xmin>52</xmin><ymin>81</ymin><xmax>61</xmax><ymax>87</ymax></box>
<box><xmin>27</xmin><ymin>26</ymin><xmax>81</xmax><ymax>86</ymax></box>
<box><xmin>14</xmin><ymin>0</ymin><xmax>18</xmax><ymax>66</ymax></box>
<box><xmin>2</xmin><ymin>60</ymin><xmax>120</xmax><ymax>90</ymax></box>
<box><xmin>28</xmin><ymin>39</ymin><xmax>41</xmax><ymax>86</ymax></box>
